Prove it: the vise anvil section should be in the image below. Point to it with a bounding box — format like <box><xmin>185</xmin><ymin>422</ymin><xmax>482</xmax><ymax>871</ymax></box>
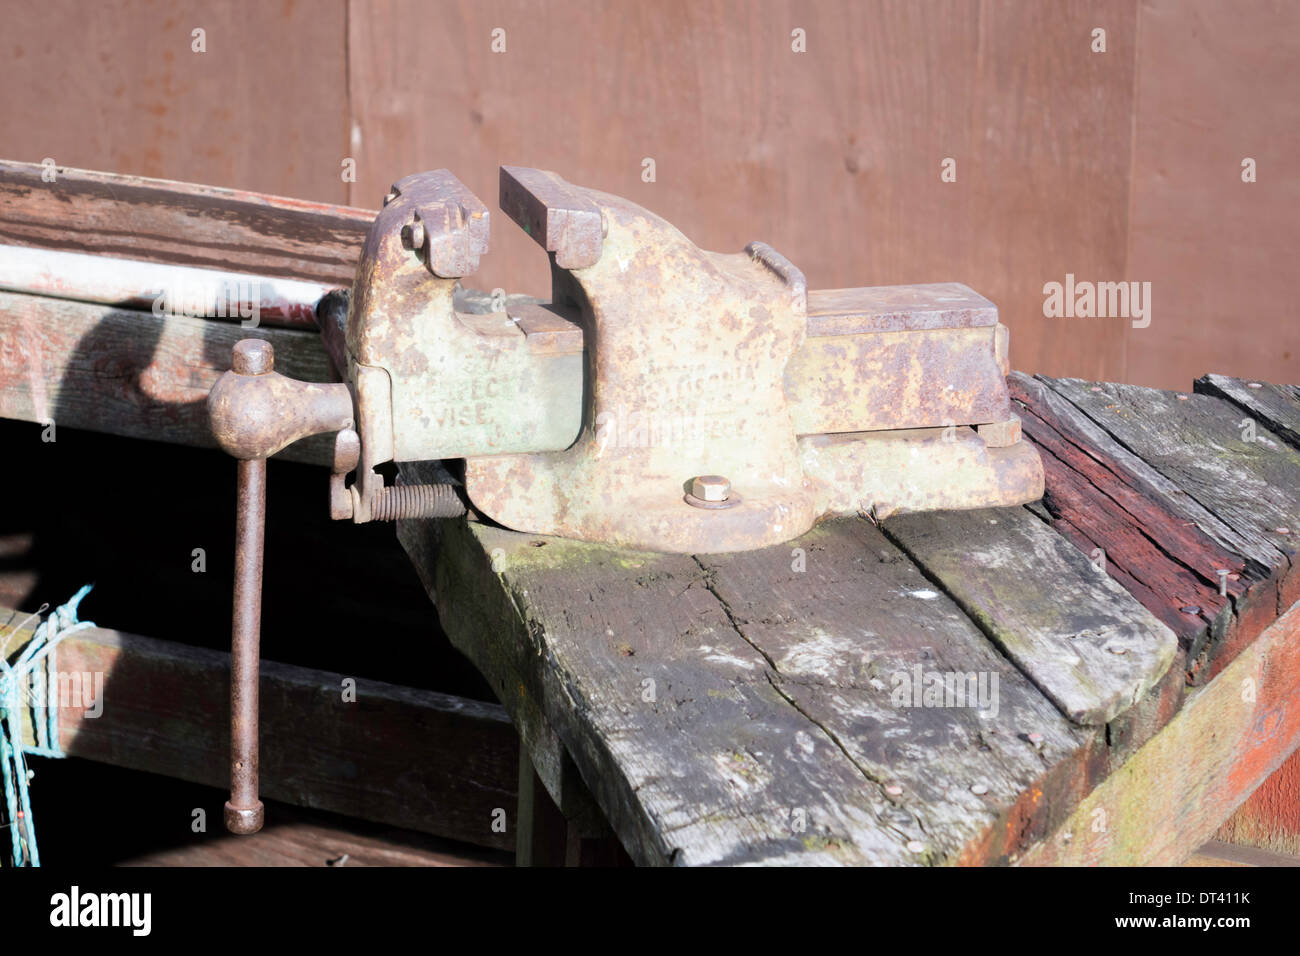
<box><xmin>336</xmin><ymin>165</ymin><xmax>1042</xmax><ymax>552</ymax></box>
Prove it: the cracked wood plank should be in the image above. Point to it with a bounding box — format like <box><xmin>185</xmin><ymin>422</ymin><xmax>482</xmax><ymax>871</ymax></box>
<box><xmin>400</xmin><ymin>457</ymin><xmax>1102</xmax><ymax>864</ymax></box>
<box><xmin>694</xmin><ymin>518</ymin><xmax>1097</xmax><ymax>865</ymax></box>
<box><xmin>883</xmin><ymin>506</ymin><xmax>1178</xmax><ymax>726</ymax></box>
<box><xmin>1013</xmin><ymin>373</ymin><xmax>1291</xmax><ymax>683</ymax></box>
<box><xmin>1194</xmin><ymin>374</ymin><xmax>1300</xmax><ymax>451</ymax></box>
<box><xmin>1042</xmin><ymin>375</ymin><xmax>1300</xmax><ymax>678</ymax></box>
<box><xmin>404</xmin><ymin>510</ymin><xmax>913</xmax><ymax>866</ymax></box>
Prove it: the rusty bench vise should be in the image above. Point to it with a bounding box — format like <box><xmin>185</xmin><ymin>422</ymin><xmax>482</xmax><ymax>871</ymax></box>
<box><xmin>206</xmin><ymin>166</ymin><xmax>1043</xmax><ymax>832</ymax></box>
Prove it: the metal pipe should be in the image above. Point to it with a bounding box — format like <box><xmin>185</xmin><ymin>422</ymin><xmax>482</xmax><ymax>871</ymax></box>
<box><xmin>0</xmin><ymin>243</ymin><xmax>331</xmax><ymax>329</ymax></box>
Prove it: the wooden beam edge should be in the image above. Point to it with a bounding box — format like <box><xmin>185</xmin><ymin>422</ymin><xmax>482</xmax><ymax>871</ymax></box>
<box><xmin>1017</xmin><ymin>598</ymin><xmax>1300</xmax><ymax>865</ymax></box>
<box><xmin>4</xmin><ymin>613</ymin><xmax>518</xmax><ymax>851</ymax></box>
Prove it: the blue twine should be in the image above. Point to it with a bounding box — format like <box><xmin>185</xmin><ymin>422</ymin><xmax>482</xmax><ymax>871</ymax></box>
<box><xmin>0</xmin><ymin>585</ymin><xmax>94</xmax><ymax>867</ymax></box>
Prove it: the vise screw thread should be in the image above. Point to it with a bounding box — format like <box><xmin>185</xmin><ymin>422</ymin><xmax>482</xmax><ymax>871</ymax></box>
<box><xmin>369</xmin><ymin>482</ymin><xmax>468</xmax><ymax>521</ymax></box>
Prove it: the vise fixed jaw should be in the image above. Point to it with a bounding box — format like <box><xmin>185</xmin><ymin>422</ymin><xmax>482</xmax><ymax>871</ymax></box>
<box><xmin>338</xmin><ymin>165</ymin><xmax>1042</xmax><ymax>552</ymax></box>
<box><xmin>340</xmin><ymin>169</ymin><xmax>583</xmax><ymax>524</ymax></box>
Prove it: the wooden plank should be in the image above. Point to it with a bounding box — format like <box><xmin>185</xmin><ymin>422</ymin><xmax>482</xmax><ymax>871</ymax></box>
<box><xmin>1195</xmin><ymin>374</ymin><xmax>1300</xmax><ymax>450</ymax></box>
<box><xmin>0</xmin><ymin>291</ymin><xmax>336</xmax><ymax>465</ymax></box>
<box><xmin>1043</xmin><ymin>375</ymin><xmax>1300</xmax><ymax>674</ymax></box>
<box><xmin>1125</xmin><ymin>0</ymin><xmax>1300</xmax><ymax>391</ymax></box>
<box><xmin>1012</xmin><ymin>371</ymin><xmax>1294</xmax><ymax>757</ymax></box>
<box><xmin>1010</xmin><ymin>373</ymin><xmax>1244</xmax><ymax>662</ymax></box>
<box><xmin>400</xmin><ymin>465</ymin><xmax>1103</xmax><ymax>865</ymax></box>
<box><xmin>694</xmin><ymin>518</ymin><xmax>1098</xmax><ymax>866</ymax></box>
<box><xmin>1019</xmin><ymin>600</ymin><xmax>1300</xmax><ymax>866</ymax></box>
<box><xmin>883</xmin><ymin>506</ymin><xmax>1178</xmax><ymax>726</ymax></box>
<box><xmin>1</xmin><ymin>610</ymin><xmax>519</xmax><ymax>851</ymax></box>
<box><xmin>1012</xmin><ymin>374</ymin><xmax>1284</xmax><ymax>583</ymax></box>
<box><xmin>120</xmin><ymin>802</ymin><xmax>508</xmax><ymax>867</ymax></box>
<box><xmin>515</xmin><ymin>752</ymin><xmax>569</xmax><ymax>867</ymax></box>
<box><xmin>407</xmin><ymin>513</ymin><xmax>911</xmax><ymax>865</ymax></box>
<box><xmin>396</xmin><ymin>489</ymin><xmax>612</xmax><ymax>839</ymax></box>
<box><xmin>0</xmin><ymin>160</ymin><xmax>370</xmax><ymax>286</ymax></box>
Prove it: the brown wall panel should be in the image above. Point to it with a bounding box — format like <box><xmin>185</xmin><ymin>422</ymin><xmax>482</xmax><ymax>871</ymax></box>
<box><xmin>1125</xmin><ymin>0</ymin><xmax>1300</xmax><ymax>389</ymax></box>
<box><xmin>347</xmin><ymin>0</ymin><xmax>1137</xmax><ymax>381</ymax></box>
<box><xmin>0</xmin><ymin>0</ymin><xmax>349</xmax><ymax>204</ymax></box>
<box><xmin>1</xmin><ymin>1</ymin><xmax>1294</xmax><ymax>390</ymax></box>
<box><xmin>966</xmin><ymin>0</ymin><xmax>1137</xmax><ymax>382</ymax></box>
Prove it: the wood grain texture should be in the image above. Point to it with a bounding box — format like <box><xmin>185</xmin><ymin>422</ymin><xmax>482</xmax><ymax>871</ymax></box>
<box><xmin>0</xmin><ymin>160</ymin><xmax>371</xmax><ymax>286</ymax></box>
<box><xmin>399</xmin><ymin>468</ymin><xmax>1114</xmax><ymax>865</ymax></box>
<box><xmin>0</xmin><ymin>0</ymin><xmax>352</xmax><ymax>205</ymax></box>
<box><xmin>1010</xmin><ymin>373</ymin><xmax>1245</xmax><ymax>661</ymax></box>
<box><xmin>1125</xmin><ymin>0</ymin><xmax>1300</xmax><ymax>389</ymax></box>
<box><xmin>0</xmin><ymin>291</ymin><xmax>337</xmax><ymax>464</ymax></box>
<box><xmin>694</xmin><ymin>518</ymin><xmax>1098</xmax><ymax>865</ymax></box>
<box><xmin>1019</xmin><ymin>600</ymin><xmax>1300</xmax><ymax>866</ymax></box>
<box><xmin>1215</xmin><ymin>746</ymin><xmax>1300</xmax><ymax>858</ymax></box>
<box><xmin>1</xmin><ymin>611</ymin><xmax>519</xmax><ymax>851</ymax></box>
<box><xmin>883</xmin><ymin>506</ymin><xmax>1178</xmax><ymax>725</ymax></box>
<box><xmin>414</xmin><ymin>511</ymin><xmax>916</xmax><ymax>866</ymax></box>
<box><xmin>347</xmin><ymin>0</ymin><xmax>1136</xmax><ymax>382</ymax></box>
<box><xmin>1195</xmin><ymin>374</ymin><xmax>1300</xmax><ymax>450</ymax></box>
<box><xmin>1043</xmin><ymin>376</ymin><xmax>1300</xmax><ymax>651</ymax></box>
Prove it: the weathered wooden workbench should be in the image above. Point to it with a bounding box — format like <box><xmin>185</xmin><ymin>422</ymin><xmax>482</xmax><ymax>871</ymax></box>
<box><xmin>399</xmin><ymin>372</ymin><xmax>1300</xmax><ymax>866</ymax></box>
<box><xmin>3</xmin><ymin>162</ymin><xmax>1297</xmax><ymax>865</ymax></box>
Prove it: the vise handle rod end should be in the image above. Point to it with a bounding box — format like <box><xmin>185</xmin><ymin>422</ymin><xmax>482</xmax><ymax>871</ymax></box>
<box><xmin>210</xmin><ymin>338</ymin><xmax>353</xmax><ymax>835</ymax></box>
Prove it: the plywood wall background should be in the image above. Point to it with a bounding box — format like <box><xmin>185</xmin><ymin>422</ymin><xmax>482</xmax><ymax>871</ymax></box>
<box><xmin>0</xmin><ymin>0</ymin><xmax>1294</xmax><ymax>389</ymax></box>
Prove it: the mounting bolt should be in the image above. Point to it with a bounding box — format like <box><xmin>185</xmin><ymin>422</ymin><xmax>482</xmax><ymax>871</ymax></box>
<box><xmin>403</xmin><ymin>219</ymin><xmax>426</xmax><ymax>252</ymax></box>
<box><xmin>684</xmin><ymin>474</ymin><xmax>741</xmax><ymax>510</ymax></box>
<box><xmin>691</xmin><ymin>475</ymin><xmax>731</xmax><ymax>502</ymax></box>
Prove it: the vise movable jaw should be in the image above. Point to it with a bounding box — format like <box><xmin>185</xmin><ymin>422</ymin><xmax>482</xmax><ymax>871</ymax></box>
<box><xmin>330</xmin><ymin>165</ymin><xmax>1042</xmax><ymax>552</ymax></box>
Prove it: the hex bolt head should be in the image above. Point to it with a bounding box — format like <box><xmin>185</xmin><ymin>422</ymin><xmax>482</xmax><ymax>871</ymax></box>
<box><xmin>691</xmin><ymin>475</ymin><xmax>731</xmax><ymax>502</ymax></box>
